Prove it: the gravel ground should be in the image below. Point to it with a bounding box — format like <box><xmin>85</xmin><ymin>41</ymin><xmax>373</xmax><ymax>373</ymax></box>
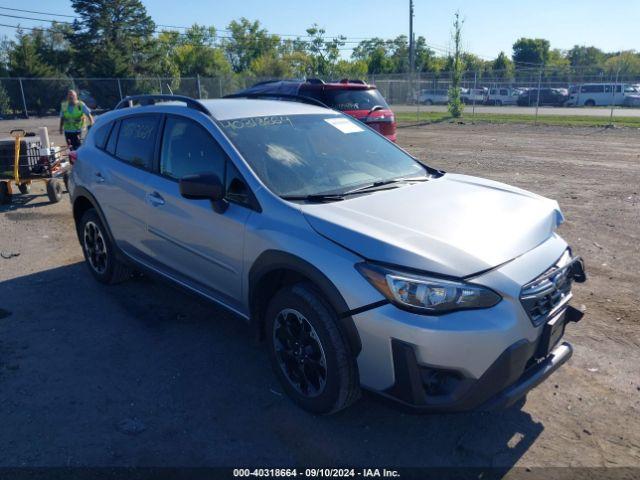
<box><xmin>0</xmin><ymin>119</ymin><xmax>639</xmax><ymax>471</ymax></box>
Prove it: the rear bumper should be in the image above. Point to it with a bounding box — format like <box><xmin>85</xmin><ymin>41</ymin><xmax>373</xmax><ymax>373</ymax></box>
<box><xmin>379</xmin><ymin>336</ymin><xmax>573</xmax><ymax>413</ymax></box>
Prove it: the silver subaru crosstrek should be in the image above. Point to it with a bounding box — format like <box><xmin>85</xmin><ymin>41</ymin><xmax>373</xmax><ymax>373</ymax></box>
<box><xmin>69</xmin><ymin>94</ymin><xmax>587</xmax><ymax>414</ymax></box>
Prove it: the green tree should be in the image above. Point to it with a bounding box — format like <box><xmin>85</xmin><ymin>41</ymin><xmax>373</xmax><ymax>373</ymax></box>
<box><xmin>6</xmin><ymin>28</ymin><xmax>71</xmax><ymax>115</ymax></box>
<box><xmin>512</xmin><ymin>38</ymin><xmax>550</xmax><ymax>67</ymax></box>
<box><xmin>299</xmin><ymin>24</ymin><xmax>345</xmax><ymax>77</ymax></box>
<box><xmin>7</xmin><ymin>29</ymin><xmax>58</xmax><ymax>77</ymax></box>
<box><xmin>0</xmin><ymin>83</ymin><xmax>12</xmax><ymax>116</ymax></box>
<box><xmin>171</xmin><ymin>25</ymin><xmax>231</xmax><ymax>77</ymax></box>
<box><xmin>492</xmin><ymin>51</ymin><xmax>514</xmax><ymax>79</ymax></box>
<box><xmin>546</xmin><ymin>48</ymin><xmax>571</xmax><ymax>80</ymax></box>
<box><xmin>250</xmin><ymin>53</ymin><xmax>293</xmax><ymax>78</ymax></box>
<box><xmin>448</xmin><ymin>12</ymin><xmax>464</xmax><ymax>118</ymax></box>
<box><xmin>414</xmin><ymin>37</ymin><xmax>436</xmax><ymax>73</ymax></box>
<box><xmin>70</xmin><ymin>0</ymin><xmax>156</xmax><ymax>77</ymax></box>
<box><xmin>333</xmin><ymin>59</ymin><xmax>368</xmax><ymax>79</ymax></box>
<box><xmin>223</xmin><ymin>18</ymin><xmax>280</xmax><ymax>73</ymax></box>
<box><xmin>604</xmin><ymin>51</ymin><xmax>640</xmax><ymax>76</ymax></box>
<box><xmin>567</xmin><ymin>46</ymin><xmax>605</xmax><ymax>70</ymax></box>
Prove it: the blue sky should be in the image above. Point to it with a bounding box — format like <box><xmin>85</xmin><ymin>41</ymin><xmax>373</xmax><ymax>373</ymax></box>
<box><xmin>1</xmin><ymin>0</ymin><xmax>638</xmax><ymax>59</ymax></box>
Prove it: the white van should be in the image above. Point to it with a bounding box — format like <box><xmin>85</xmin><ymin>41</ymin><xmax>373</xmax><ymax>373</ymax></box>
<box><xmin>566</xmin><ymin>83</ymin><xmax>630</xmax><ymax>107</ymax></box>
<box><xmin>486</xmin><ymin>88</ymin><xmax>522</xmax><ymax>106</ymax></box>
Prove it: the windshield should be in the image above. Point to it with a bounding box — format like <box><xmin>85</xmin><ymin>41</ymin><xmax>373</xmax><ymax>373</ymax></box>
<box><xmin>220</xmin><ymin>114</ymin><xmax>426</xmax><ymax>197</ymax></box>
<box><xmin>323</xmin><ymin>89</ymin><xmax>389</xmax><ymax>111</ymax></box>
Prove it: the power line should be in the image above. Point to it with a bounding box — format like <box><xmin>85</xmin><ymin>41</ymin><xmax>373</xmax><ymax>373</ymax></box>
<box><xmin>0</xmin><ymin>6</ymin><xmax>76</xmax><ymax>18</ymax></box>
<box><xmin>0</xmin><ymin>10</ymin><xmax>499</xmax><ymax>59</ymax></box>
<box><xmin>0</xmin><ymin>5</ymin><xmax>371</xmax><ymax>42</ymax></box>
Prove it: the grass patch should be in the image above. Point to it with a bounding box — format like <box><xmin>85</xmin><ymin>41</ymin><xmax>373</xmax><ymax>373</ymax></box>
<box><xmin>396</xmin><ymin>111</ymin><xmax>640</xmax><ymax>128</ymax></box>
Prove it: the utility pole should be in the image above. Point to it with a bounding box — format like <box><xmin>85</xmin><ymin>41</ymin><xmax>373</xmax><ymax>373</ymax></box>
<box><xmin>409</xmin><ymin>0</ymin><xmax>415</xmax><ymax>74</ymax></box>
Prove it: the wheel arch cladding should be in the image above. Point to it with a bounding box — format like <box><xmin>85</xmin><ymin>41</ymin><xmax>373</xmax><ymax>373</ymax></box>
<box><xmin>72</xmin><ymin>187</ymin><xmax>116</xmax><ymax>248</ymax></box>
<box><xmin>249</xmin><ymin>250</ymin><xmax>362</xmax><ymax>356</ymax></box>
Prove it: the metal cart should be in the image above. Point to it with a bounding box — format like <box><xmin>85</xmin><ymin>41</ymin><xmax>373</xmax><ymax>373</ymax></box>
<box><xmin>0</xmin><ymin>129</ymin><xmax>71</xmax><ymax>205</ymax></box>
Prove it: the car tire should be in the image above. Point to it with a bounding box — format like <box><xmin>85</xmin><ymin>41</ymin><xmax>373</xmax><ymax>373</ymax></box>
<box><xmin>18</xmin><ymin>183</ymin><xmax>31</xmax><ymax>194</ymax></box>
<box><xmin>46</xmin><ymin>179</ymin><xmax>63</xmax><ymax>203</ymax></box>
<box><xmin>79</xmin><ymin>209</ymin><xmax>131</xmax><ymax>284</ymax></box>
<box><xmin>0</xmin><ymin>182</ymin><xmax>12</xmax><ymax>204</ymax></box>
<box><xmin>265</xmin><ymin>282</ymin><xmax>360</xmax><ymax>414</ymax></box>
<box><xmin>495</xmin><ymin>100</ymin><xmax>503</xmax><ymax>106</ymax></box>
<box><xmin>584</xmin><ymin>99</ymin><xmax>596</xmax><ymax>107</ymax></box>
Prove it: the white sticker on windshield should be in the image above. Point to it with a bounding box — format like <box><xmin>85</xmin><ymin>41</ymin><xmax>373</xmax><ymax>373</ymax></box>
<box><xmin>324</xmin><ymin>117</ymin><xmax>364</xmax><ymax>134</ymax></box>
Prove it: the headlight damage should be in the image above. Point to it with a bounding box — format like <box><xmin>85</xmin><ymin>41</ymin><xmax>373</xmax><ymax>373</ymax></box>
<box><xmin>356</xmin><ymin>263</ymin><xmax>501</xmax><ymax>314</ymax></box>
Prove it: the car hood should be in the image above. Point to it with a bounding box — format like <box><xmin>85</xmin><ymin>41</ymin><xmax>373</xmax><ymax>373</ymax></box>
<box><xmin>300</xmin><ymin>173</ymin><xmax>563</xmax><ymax>277</ymax></box>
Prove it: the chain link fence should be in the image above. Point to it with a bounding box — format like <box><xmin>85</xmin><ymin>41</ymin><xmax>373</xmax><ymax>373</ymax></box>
<box><xmin>1</xmin><ymin>66</ymin><xmax>639</xmax><ymax>118</ymax></box>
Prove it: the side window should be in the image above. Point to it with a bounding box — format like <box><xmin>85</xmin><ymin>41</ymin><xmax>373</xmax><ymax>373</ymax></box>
<box><xmin>582</xmin><ymin>85</ymin><xmax>605</xmax><ymax>93</ymax></box>
<box><xmin>115</xmin><ymin>115</ymin><xmax>160</xmax><ymax>169</ymax></box>
<box><xmin>105</xmin><ymin>121</ymin><xmax>119</xmax><ymax>155</ymax></box>
<box><xmin>500</xmin><ymin>89</ymin><xmax>508</xmax><ymax>96</ymax></box>
<box><xmin>93</xmin><ymin>122</ymin><xmax>113</xmax><ymax>150</ymax></box>
<box><xmin>160</xmin><ymin>116</ymin><xmax>226</xmax><ymax>181</ymax></box>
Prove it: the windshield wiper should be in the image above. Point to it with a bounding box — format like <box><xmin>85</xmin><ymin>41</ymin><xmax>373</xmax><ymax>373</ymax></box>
<box><xmin>282</xmin><ymin>176</ymin><xmax>430</xmax><ymax>203</ymax></box>
<box><xmin>343</xmin><ymin>176</ymin><xmax>430</xmax><ymax>196</ymax></box>
<box><xmin>281</xmin><ymin>193</ymin><xmax>345</xmax><ymax>203</ymax></box>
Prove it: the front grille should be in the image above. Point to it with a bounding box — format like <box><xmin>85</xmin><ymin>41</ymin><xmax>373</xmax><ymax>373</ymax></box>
<box><xmin>520</xmin><ymin>250</ymin><xmax>575</xmax><ymax>326</ymax></box>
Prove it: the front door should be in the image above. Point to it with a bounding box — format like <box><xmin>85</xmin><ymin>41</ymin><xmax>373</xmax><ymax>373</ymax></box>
<box><xmin>144</xmin><ymin>114</ymin><xmax>252</xmax><ymax>309</ymax></box>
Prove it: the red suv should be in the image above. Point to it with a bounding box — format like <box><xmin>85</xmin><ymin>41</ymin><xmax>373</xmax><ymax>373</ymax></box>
<box><xmin>230</xmin><ymin>79</ymin><xmax>397</xmax><ymax>142</ymax></box>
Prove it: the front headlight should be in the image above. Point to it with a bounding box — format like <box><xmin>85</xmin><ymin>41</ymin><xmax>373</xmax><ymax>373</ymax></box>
<box><xmin>356</xmin><ymin>263</ymin><xmax>501</xmax><ymax>314</ymax></box>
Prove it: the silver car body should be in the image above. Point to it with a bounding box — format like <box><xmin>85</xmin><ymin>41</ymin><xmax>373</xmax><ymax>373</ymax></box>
<box><xmin>70</xmin><ymin>98</ymin><xmax>583</xmax><ymax>411</ymax></box>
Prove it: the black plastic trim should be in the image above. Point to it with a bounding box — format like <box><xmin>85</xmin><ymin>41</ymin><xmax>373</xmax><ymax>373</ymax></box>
<box><xmin>381</xmin><ymin>333</ymin><xmax>573</xmax><ymax>413</ymax></box>
<box><xmin>249</xmin><ymin>250</ymin><xmax>362</xmax><ymax>355</ymax></box>
<box><xmin>71</xmin><ymin>186</ymin><xmax>124</xmax><ymax>264</ymax></box>
<box><xmin>342</xmin><ymin>300</ymin><xmax>389</xmax><ymax>318</ymax></box>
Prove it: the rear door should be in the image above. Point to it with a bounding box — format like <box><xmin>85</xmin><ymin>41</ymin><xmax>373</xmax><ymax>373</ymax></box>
<box><xmin>143</xmin><ymin>113</ymin><xmax>253</xmax><ymax>309</ymax></box>
<box><xmin>91</xmin><ymin>114</ymin><xmax>161</xmax><ymax>257</ymax></box>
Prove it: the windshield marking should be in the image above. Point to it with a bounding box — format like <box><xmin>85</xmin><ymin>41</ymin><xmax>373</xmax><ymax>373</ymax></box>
<box><xmin>220</xmin><ymin>116</ymin><xmax>293</xmax><ymax>130</ymax></box>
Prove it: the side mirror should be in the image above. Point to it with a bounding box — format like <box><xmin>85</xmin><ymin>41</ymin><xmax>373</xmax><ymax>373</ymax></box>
<box><xmin>179</xmin><ymin>173</ymin><xmax>228</xmax><ymax>213</ymax></box>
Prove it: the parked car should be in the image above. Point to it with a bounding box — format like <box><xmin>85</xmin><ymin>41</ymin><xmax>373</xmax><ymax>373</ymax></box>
<box><xmin>461</xmin><ymin>87</ymin><xmax>488</xmax><ymax>104</ymax></box>
<box><xmin>416</xmin><ymin>89</ymin><xmax>449</xmax><ymax>105</ymax></box>
<box><xmin>623</xmin><ymin>85</ymin><xmax>640</xmax><ymax>107</ymax></box>
<box><xmin>79</xmin><ymin>89</ymin><xmax>98</xmax><ymax>110</ymax></box>
<box><xmin>565</xmin><ymin>83</ymin><xmax>631</xmax><ymax>107</ymax></box>
<box><xmin>517</xmin><ymin>88</ymin><xmax>569</xmax><ymax>107</ymax></box>
<box><xmin>229</xmin><ymin>79</ymin><xmax>397</xmax><ymax>142</ymax></box>
<box><xmin>70</xmin><ymin>94</ymin><xmax>587</xmax><ymax>415</ymax></box>
<box><xmin>486</xmin><ymin>87</ymin><xmax>522</xmax><ymax>106</ymax></box>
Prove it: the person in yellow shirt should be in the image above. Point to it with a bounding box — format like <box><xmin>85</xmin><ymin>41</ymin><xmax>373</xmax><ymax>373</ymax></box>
<box><xmin>59</xmin><ymin>89</ymin><xmax>94</xmax><ymax>150</ymax></box>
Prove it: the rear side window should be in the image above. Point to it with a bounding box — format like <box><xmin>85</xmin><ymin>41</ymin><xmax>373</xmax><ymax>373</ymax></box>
<box><xmin>115</xmin><ymin>115</ymin><xmax>160</xmax><ymax>169</ymax></box>
<box><xmin>93</xmin><ymin>122</ymin><xmax>113</xmax><ymax>150</ymax></box>
<box><xmin>160</xmin><ymin>116</ymin><xmax>226</xmax><ymax>181</ymax></box>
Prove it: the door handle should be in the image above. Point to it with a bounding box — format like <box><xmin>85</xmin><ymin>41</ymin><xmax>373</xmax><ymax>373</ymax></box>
<box><xmin>146</xmin><ymin>191</ymin><xmax>165</xmax><ymax>207</ymax></box>
<box><xmin>94</xmin><ymin>172</ymin><xmax>105</xmax><ymax>183</ymax></box>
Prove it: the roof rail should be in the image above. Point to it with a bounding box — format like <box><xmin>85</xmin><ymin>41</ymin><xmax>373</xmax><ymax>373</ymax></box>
<box><xmin>114</xmin><ymin>94</ymin><xmax>210</xmax><ymax>115</ymax></box>
<box><xmin>223</xmin><ymin>92</ymin><xmax>331</xmax><ymax>109</ymax></box>
<box><xmin>305</xmin><ymin>78</ymin><xmax>325</xmax><ymax>85</ymax></box>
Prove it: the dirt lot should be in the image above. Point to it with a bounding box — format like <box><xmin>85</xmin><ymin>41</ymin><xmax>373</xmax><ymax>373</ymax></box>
<box><xmin>0</xmin><ymin>119</ymin><xmax>639</xmax><ymax>472</ymax></box>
